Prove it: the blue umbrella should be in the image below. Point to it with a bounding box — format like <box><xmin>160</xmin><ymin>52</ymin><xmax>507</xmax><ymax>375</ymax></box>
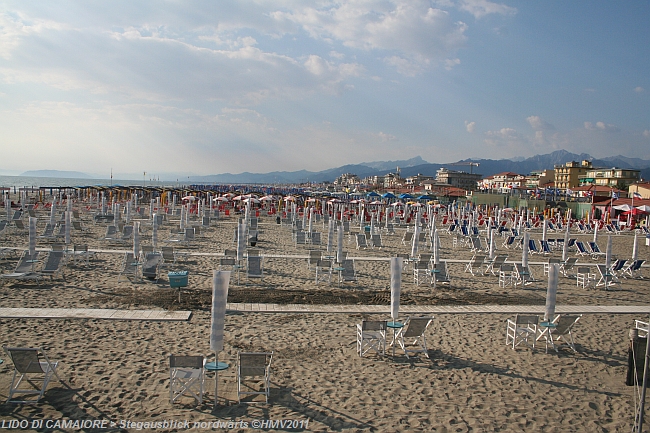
<box><xmin>417</xmin><ymin>195</ymin><xmax>432</xmax><ymax>201</ymax></box>
<box><xmin>382</xmin><ymin>192</ymin><xmax>396</xmax><ymax>199</ymax></box>
<box><xmin>367</xmin><ymin>191</ymin><xmax>380</xmax><ymax>197</ymax></box>
<box><xmin>398</xmin><ymin>193</ymin><xmax>413</xmax><ymax>200</ymax></box>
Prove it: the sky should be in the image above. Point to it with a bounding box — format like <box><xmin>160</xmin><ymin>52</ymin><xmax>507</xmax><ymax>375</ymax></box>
<box><xmin>1</xmin><ymin>1</ymin><xmax>649</xmax><ymax>179</ymax></box>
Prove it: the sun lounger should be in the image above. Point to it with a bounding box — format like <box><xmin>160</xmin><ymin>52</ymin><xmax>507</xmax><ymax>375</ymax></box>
<box><xmin>3</xmin><ymin>346</ymin><xmax>63</xmax><ymax>403</ymax></box>
<box><xmin>0</xmin><ymin>251</ymin><xmax>41</xmax><ymax>283</ymax></box>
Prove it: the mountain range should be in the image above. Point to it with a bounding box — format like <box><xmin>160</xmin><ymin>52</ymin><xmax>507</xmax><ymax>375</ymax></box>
<box><xmin>187</xmin><ymin>150</ymin><xmax>650</xmax><ymax>184</ymax></box>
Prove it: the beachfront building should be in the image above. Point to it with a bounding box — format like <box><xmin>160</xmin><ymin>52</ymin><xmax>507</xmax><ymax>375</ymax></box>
<box><xmin>628</xmin><ymin>182</ymin><xmax>650</xmax><ymax>199</ymax></box>
<box><xmin>525</xmin><ymin>169</ymin><xmax>555</xmax><ymax>189</ymax></box>
<box><xmin>554</xmin><ymin>160</ymin><xmax>592</xmax><ymax>192</ymax></box>
<box><xmin>435</xmin><ymin>168</ymin><xmax>482</xmax><ymax>191</ymax></box>
<box><xmin>570</xmin><ymin>185</ymin><xmax>625</xmax><ymax>199</ymax></box>
<box><xmin>383</xmin><ymin>172</ymin><xmax>404</xmax><ymax>189</ymax></box>
<box><xmin>334</xmin><ymin>173</ymin><xmax>360</xmax><ymax>186</ymax></box>
<box><xmin>579</xmin><ymin>167</ymin><xmax>641</xmax><ymax>190</ymax></box>
<box><xmin>362</xmin><ymin>175</ymin><xmax>385</xmax><ymax>188</ymax></box>
<box><xmin>480</xmin><ymin>172</ymin><xmax>525</xmax><ymax>191</ymax></box>
<box><xmin>405</xmin><ymin>173</ymin><xmax>434</xmax><ymax>186</ymax></box>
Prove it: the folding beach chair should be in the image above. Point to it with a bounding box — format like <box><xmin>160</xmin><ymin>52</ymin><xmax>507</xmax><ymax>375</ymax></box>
<box><xmin>595</xmin><ymin>264</ymin><xmax>616</xmax><ymax>287</ymax></box>
<box><xmin>370</xmin><ymin>234</ymin><xmax>383</xmax><ymax>249</ymax></box>
<box><xmin>540</xmin><ymin>315</ymin><xmax>581</xmax><ymax>353</ymax></box>
<box><xmin>575</xmin><ymin>241</ymin><xmax>590</xmax><ymax>257</ymax></box>
<box><xmin>576</xmin><ymin>266</ymin><xmax>596</xmax><ymax>288</ymax></box>
<box><xmin>315</xmin><ymin>259</ymin><xmax>332</xmax><ymax>284</ymax></box>
<box><xmin>307</xmin><ymin>250</ymin><xmax>322</xmax><ymax>269</ymax></box>
<box><xmin>356</xmin><ymin>320</ymin><xmax>386</xmax><ymax>358</ymax></box>
<box><xmin>295</xmin><ymin>230</ymin><xmax>306</xmax><ymax>246</ymax></box>
<box><xmin>560</xmin><ymin>257</ymin><xmax>578</xmax><ymax>277</ymax></box>
<box><xmin>587</xmin><ymin>242</ymin><xmax>605</xmax><ymax>258</ymax></box>
<box><xmin>432</xmin><ymin>261</ymin><xmax>451</xmax><ymax>286</ymax></box>
<box><xmin>499</xmin><ymin>264</ymin><xmax>516</xmax><ymax>287</ymax></box>
<box><xmin>528</xmin><ymin>239</ymin><xmax>540</xmax><ymax>254</ymax></box>
<box><xmin>169</xmin><ymin>355</ymin><xmax>205</xmax><ymax>405</ymax></box>
<box><xmin>413</xmin><ymin>260</ymin><xmax>430</xmax><ymax>286</ymax></box>
<box><xmin>310</xmin><ymin>231</ymin><xmax>321</xmax><ymax>247</ymax></box>
<box><xmin>514</xmin><ymin>263</ymin><xmax>534</xmax><ymax>286</ymax></box>
<box><xmin>142</xmin><ymin>252</ymin><xmax>163</xmax><ymax>281</ymax></box>
<box><xmin>540</xmin><ymin>240</ymin><xmax>552</xmax><ymax>255</ymax></box>
<box><xmin>340</xmin><ymin>259</ymin><xmax>357</xmax><ymax>283</ymax></box>
<box><xmin>401</xmin><ymin>231</ymin><xmax>413</xmax><ymax>246</ymax></box>
<box><xmin>355</xmin><ymin>233</ymin><xmax>367</xmax><ymax>249</ymax></box>
<box><xmin>3</xmin><ymin>346</ymin><xmax>63</xmax><ymax>403</ymax></box>
<box><xmin>238</xmin><ymin>352</ymin><xmax>273</xmax><ymax>404</ymax></box>
<box><xmin>38</xmin><ymin>251</ymin><xmax>65</xmax><ymax>281</ymax></box>
<box><xmin>395</xmin><ymin>317</ymin><xmax>434</xmax><ymax>359</ymax></box>
<box><xmin>38</xmin><ymin>223</ymin><xmax>56</xmax><ymax>239</ymax></box>
<box><xmin>505</xmin><ymin>315</ymin><xmax>538</xmax><ymax>350</ymax></box>
<box><xmin>623</xmin><ymin>259</ymin><xmax>645</xmax><ymax>279</ymax></box>
<box><xmin>610</xmin><ymin>259</ymin><xmax>627</xmax><ymax>278</ymax></box>
<box><xmin>247</xmin><ymin>256</ymin><xmax>263</xmax><ymax>281</ymax></box>
<box><xmin>485</xmin><ymin>255</ymin><xmax>508</xmax><ymax>276</ymax></box>
<box><xmin>502</xmin><ymin>236</ymin><xmax>516</xmax><ymax>249</ymax></box>
<box><xmin>0</xmin><ymin>251</ymin><xmax>41</xmax><ymax>284</ymax></box>
<box><xmin>118</xmin><ymin>252</ymin><xmax>139</xmax><ymax>282</ymax></box>
<box><xmin>464</xmin><ymin>254</ymin><xmax>485</xmax><ymax>276</ymax></box>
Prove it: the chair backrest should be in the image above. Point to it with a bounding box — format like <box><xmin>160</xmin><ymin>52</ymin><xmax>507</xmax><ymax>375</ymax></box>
<box><xmin>224</xmin><ymin>249</ymin><xmax>237</xmax><ymax>258</ymax></box>
<box><xmin>356</xmin><ymin>234</ymin><xmax>367</xmax><ymax>246</ymax></box>
<box><xmin>361</xmin><ymin>320</ymin><xmax>387</xmax><ymax>331</ymax></box>
<box><xmin>589</xmin><ymin>242</ymin><xmax>601</xmax><ymax>253</ymax></box>
<box><xmin>74</xmin><ymin>244</ymin><xmax>88</xmax><ymax>253</ymax></box>
<box><xmin>472</xmin><ymin>255</ymin><xmax>485</xmax><ymax>266</ymax></box>
<box><xmin>577</xmin><ymin>266</ymin><xmax>591</xmax><ymax>274</ymax></box>
<box><xmin>239</xmin><ymin>352</ymin><xmax>272</xmax><ymax>377</ymax></box>
<box><xmin>42</xmin><ymin>251</ymin><xmax>64</xmax><ymax>272</ymax></box>
<box><xmin>220</xmin><ymin>257</ymin><xmax>236</xmax><ymax>266</ymax></box>
<box><xmin>15</xmin><ymin>252</ymin><xmax>39</xmax><ymax>273</ymax></box>
<box><xmin>564</xmin><ymin>257</ymin><xmax>578</xmax><ymax>268</ymax></box>
<box><xmin>51</xmin><ymin>243</ymin><xmax>65</xmax><ymax>252</ymax></box>
<box><xmin>122</xmin><ymin>225</ymin><xmax>134</xmax><ymax>238</ymax></box>
<box><xmin>612</xmin><ymin>259</ymin><xmax>626</xmax><ymax>271</ymax></box>
<box><xmin>576</xmin><ymin>241</ymin><xmax>586</xmax><ymax>252</ymax></box>
<box><xmin>248</xmin><ymin>256</ymin><xmax>262</xmax><ymax>276</ymax></box>
<box><xmin>311</xmin><ymin>232</ymin><xmax>321</xmax><ymax>245</ymax></box>
<box><xmin>403</xmin><ymin>317</ymin><xmax>433</xmax><ymax>338</ymax></box>
<box><xmin>516</xmin><ymin>315</ymin><xmax>538</xmax><ymax>327</ymax></box>
<box><xmin>105</xmin><ymin>225</ymin><xmax>117</xmax><ymax>237</ymax></box>
<box><xmin>500</xmin><ymin>263</ymin><xmax>514</xmax><ymax>272</ymax></box>
<box><xmin>493</xmin><ymin>255</ymin><xmax>507</xmax><ymax>267</ymax></box>
<box><xmin>143</xmin><ymin>252</ymin><xmax>162</xmax><ymax>270</ymax></box>
<box><xmin>632</xmin><ymin>260</ymin><xmax>645</xmax><ymax>271</ymax></box>
<box><xmin>170</xmin><ymin>354</ymin><xmax>203</xmax><ymax>369</ymax></box>
<box><xmin>4</xmin><ymin>347</ymin><xmax>46</xmax><ymax>374</ymax></box>
<box><xmin>552</xmin><ymin>315</ymin><xmax>580</xmax><ymax>335</ymax></box>
<box><xmin>162</xmin><ymin>247</ymin><xmax>174</xmax><ymax>261</ymax></box>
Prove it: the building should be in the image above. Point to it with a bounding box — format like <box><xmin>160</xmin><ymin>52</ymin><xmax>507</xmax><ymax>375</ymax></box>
<box><xmin>480</xmin><ymin>172</ymin><xmax>526</xmax><ymax>191</ymax></box>
<box><xmin>333</xmin><ymin>173</ymin><xmax>360</xmax><ymax>186</ymax></box>
<box><xmin>405</xmin><ymin>173</ymin><xmax>434</xmax><ymax>186</ymax></box>
<box><xmin>525</xmin><ymin>169</ymin><xmax>555</xmax><ymax>189</ymax></box>
<box><xmin>383</xmin><ymin>172</ymin><xmax>404</xmax><ymax>188</ymax></box>
<box><xmin>628</xmin><ymin>182</ymin><xmax>650</xmax><ymax>199</ymax></box>
<box><xmin>554</xmin><ymin>160</ymin><xmax>592</xmax><ymax>191</ymax></box>
<box><xmin>579</xmin><ymin>167</ymin><xmax>641</xmax><ymax>190</ymax></box>
<box><xmin>435</xmin><ymin>168</ymin><xmax>482</xmax><ymax>191</ymax></box>
<box><xmin>362</xmin><ymin>175</ymin><xmax>385</xmax><ymax>187</ymax></box>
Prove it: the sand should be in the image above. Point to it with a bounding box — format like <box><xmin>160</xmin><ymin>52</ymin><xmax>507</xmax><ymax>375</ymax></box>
<box><xmin>0</xmin><ymin>206</ymin><xmax>649</xmax><ymax>432</ymax></box>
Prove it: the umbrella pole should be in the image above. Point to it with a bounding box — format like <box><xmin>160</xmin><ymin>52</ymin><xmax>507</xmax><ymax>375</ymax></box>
<box><xmin>214</xmin><ymin>351</ymin><xmax>219</xmax><ymax>410</ymax></box>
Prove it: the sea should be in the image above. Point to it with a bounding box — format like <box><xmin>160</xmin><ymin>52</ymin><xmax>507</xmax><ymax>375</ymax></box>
<box><xmin>0</xmin><ymin>175</ymin><xmax>184</xmax><ymax>192</ymax></box>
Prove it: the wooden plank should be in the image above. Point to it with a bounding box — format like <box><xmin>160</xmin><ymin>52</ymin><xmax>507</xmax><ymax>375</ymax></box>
<box><xmin>0</xmin><ymin>308</ymin><xmax>190</xmax><ymax>321</ymax></box>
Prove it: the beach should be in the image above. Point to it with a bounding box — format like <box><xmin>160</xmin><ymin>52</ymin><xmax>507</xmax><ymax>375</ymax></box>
<box><xmin>0</xmin><ymin>204</ymin><xmax>649</xmax><ymax>432</ymax></box>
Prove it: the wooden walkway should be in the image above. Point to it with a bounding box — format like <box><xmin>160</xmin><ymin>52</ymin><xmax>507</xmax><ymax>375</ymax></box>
<box><xmin>0</xmin><ymin>308</ymin><xmax>192</xmax><ymax>321</ymax></box>
<box><xmin>225</xmin><ymin>303</ymin><xmax>650</xmax><ymax>315</ymax></box>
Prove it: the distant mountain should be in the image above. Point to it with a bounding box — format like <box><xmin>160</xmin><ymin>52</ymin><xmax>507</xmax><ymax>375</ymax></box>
<box><xmin>186</xmin><ymin>150</ymin><xmax>650</xmax><ymax>184</ymax></box>
<box><xmin>20</xmin><ymin>170</ymin><xmax>92</xmax><ymax>179</ymax></box>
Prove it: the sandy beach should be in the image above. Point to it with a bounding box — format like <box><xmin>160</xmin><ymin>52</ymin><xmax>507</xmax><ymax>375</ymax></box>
<box><xmin>0</xmin><ymin>206</ymin><xmax>649</xmax><ymax>432</ymax></box>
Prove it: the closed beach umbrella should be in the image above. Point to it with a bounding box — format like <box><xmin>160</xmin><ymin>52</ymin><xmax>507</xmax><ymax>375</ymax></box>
<box><xmin>337</xmin><ymin>224</ymin><xmax>344</xmax><ymax>263</ymax></box>
<box><xmin>180</xmin><ymin>206</ymin><xmax>185</xmax><ymax>231</ymax></box>
<box><xmin>593</xmin><ymin>222</ymin><xmax>598</xmax><ymax>243</ymax></box>
<box><xmin>605</xmin><ymin>235</ymin><xmax>612</xmax><ymax>269</ymax></box>
<box><xmin>65</xmin><ymin>211</ymin><xmax>71</xmax><ymax>245</ymax></box>
<box><xmin>101</xmin><ymin>194</ymin><xmax>107</xmax><ymax>214</ymax></box>
<box><xmin>411</xmin><ymin>221</ymin><xmax>420</xmax><ymax>258</ymax></box>
<box><xmin>308</xmin><ymin>207</ymin><xmax>314</xmax><ymax>234</ymax></box>
<box><xmin>152</xmin><ymin>213</ymin><xmax>158</xmax><ymax>251</ymax></box>
<box><xmin>522</xmin><ymin>232</ymin><xmax>529</xmax><ymax>268</ymax></box>
<box><xmin>542</xmin><ymin>219</ymin><xmax>547</xmax><ymax>242</ymax></box>
<box><xmin>133</xmin><ymin>222</ymin><xmax>140</xmax><ymax>259</ymax></box>
<box><xmin>5</xmin><ymin>198</ymin><xmax>10</xmax><ymax>222</ymax></box>
<box><xmin>544</xmin><ymin>263</ymin><xmax>559</xmax><ymax>322</ymax></box>
<box><xmin>390</xmin><ymin>257</ymin><xmax>401</xmax><ymax>321</ymax></box>
<box><xmin>49</xmin><ymin>200</ymin><xmax>56</xmax><ymax>226</ymax></box>
<box><xmin>115</xmin><ymin>203</ymin><xmax>121</xmax><ymax>222</ymax></box>
<box><xmin>29</xmin><ymin>217</ymin><xmax>37</xmax><ymax>257</ymax></box>
<box><xmin>327</xmin><ymin>220</ymin><xmax>334</xmax><ymax>253</ymax></box>
<box><xmin>126</xmin><ymin>201</ymin><xmax>131</xmax><ymax>223</ymax></box>
<box><xmin>632</xmin><ymin>231</ymin><xmax>638</xmax><ymax>262</ymax></box>
<box><xmin>150</xmin><ymin>199</ymin><xmax>155</xmax><ymax>219</ymax></box>
<box><xmin>488</xmin><ymin>228</ymin><xmax>495</xmax><ymax>260</ymax></box>
<box><xmin>210</xmin><ymin>270</ymin><xmax>231</xmax><ymax>409</ymax></box>
<box><xmin>562</xmin><ymin>226</ymin><xmax>569</xmax><ymax>262</ymax></box>
<box><xmin>433</xmin><ymin>229</ymin><xmax>440</xmax><ymax>265</ymax></box>
<box><xmin>236</xmin><ymin>221</ymin><xmax>245</xmax><ymax>261</ymax></box>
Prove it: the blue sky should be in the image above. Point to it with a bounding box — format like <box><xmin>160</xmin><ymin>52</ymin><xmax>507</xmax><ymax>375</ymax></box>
<box><xmin>1</xmin><ymin>1</ymin><xmax>648</xmax><ymax>178</ymax></box>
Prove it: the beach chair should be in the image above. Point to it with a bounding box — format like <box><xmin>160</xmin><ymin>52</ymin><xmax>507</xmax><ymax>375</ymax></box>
<box><xmin>528</xmin><ymin>239</ymin><xmax>540</xmax><ymax>254</ymax></box>
<box><xmin>307</xmin><ymin>249</ymin><xmax>322</xmax><ymax>269</ymax></box>
<box><xmin>315</xmin><ymin>259</ymin><xmax>332</xmax><ymax>284</ymax></box>
<box><xmin>543</xmin><ymin>315</ymin><xmax>582</xmax><ymax>353</ymax></box>
<box><xmin>560</xmin><ymin>257</ymin><xmax>578</xmax><ymax>277</ymax></box>
<box><xmin>464</xmin><ymin>254</ymin><xmax>486</xmax><ymax>276</ymax></box>
<box><xmin>72</xmin><ymin>244</ymin><xmax>91</xmax><ymax>266</ymax></box>
<box><xmin>370</xmin><ymin>234</ymin><xmax>383</xmax><ymax>249</ymax></box>
<box><xmin>102</xmin><ymin>225</ymin><xmax>119</xmax><ymax>241</ymax></box>
<box><xmin>502</xmin><ymin>236</ymin><xmax>516</xmax><ymax>249</ymax></box>
<box><xmin>498</xmin><ymin>264</ymin><xmax>516</xmax><ymax>287</ymax></box>
<box><xmin>340</xmin><ymin>259</ymin><xmax>357</xmax><ymax>283</ymax></box>
<box><xmin>3</xmin><ymin>346</ymin><xmax>63</xmax><ymax>404</ymax></box>
<box><xmin>623</xmin><ymin>259</ymin><xmax>645</xmax><ymax>279</ymax></box>
<box><xmin>71</xmin><ymin>220</ymin><xmax>88</xmax><ymax>233</ymax></box>
<box><xmin>237</xmin><ymin>352</ymin><xmax>273</xmax><ymax>404</ymax></box>
<box><xmin>506</xmin><ymin>315</ymin><xmax>538</xmax><ymax>350</ymax></box>
<box><xmin>432</xmin><ymin>261</ymin><xmax>451</xmax><ymax>286</ymax></box>
<box><xmin>356</xmin><ymin>320</ymin><xmax>387</xmax><ymax>358</ymax></box>
<box><xmin>386</xmin><ymin>223</ymin><xmax>395</xmax><ymax>235</ymax></box>
<box><xmin>413</xmin><ymin>260</ymin><xmax>430</xmax><ymax>286</ymax></box>
<box><xmin>169</xmin><ymin>355</ymin><xmax>205</xmax><ymax>405</ymax></box>
<box><xmin>219</xmin><ymin>257</ymin><xmax>237</xmax><ymax>271</ymax></box>
<box><xmin>587</xmin><ymin>242</ymin><xmax>605</xmax><ymax>258</ymax></box>
<box><xmin>38</xmin><ymin>223</ymin><xmax>56</xmax><ymax>239</ymax></box>
<box><xmin>401</xmin><ymin>231</ymin><xmax>413</xmax><ymax>246</ymax></box>
<box><xmin>0</xmin><ymin>251</ymin><xmax>41</xmax><ymax>283</ymax></box>
<box><xmin>470</xmin><ymin>236</ymin><xmax>484</xmax><ymax>252</ymax></box>
<box><xmin>575</xmin><ymin>241</ymin><xmax>590</xmax><ymax>257</ymax></box>
<box><xmin>38</xmin><ymin>251</ymin><xmax>65</xmax><ymax>281</ymax></box>
<box><xmin>355</xmin><ymin>233</ymin><xmax>367</xmax><ymax>249</ymax></box>
<box><xmin>12</xmin><ymin>219</ymin><xmax>27</xmax><ymax>233</ymax></box>
<box><xmin>610</xmin><ymin>259</ymin><xmax>627</xmax><ymax>278</ymax></box>
<box><xmin>310</xmin><ymin>231</ymin><xmax>321</xmax><ymax>247</ymax></box>
<box><xmin>160</xmin><ymin>246</ymin><xmax>176</xmax><ymax>269</ymax></box>
<box><xmin>514</xmin><ymin>263</ymin><xmax>534</xmax><ymax>286</ymax></box>
<box><xmin>395</xmin><ymin>317</ymin><xmax>434</xmax><ymax>359</ymax></box>
<box><xmin>118</xmin><ymin>252</ymin><xmax>139</xmax><ymax>282</ymax></box>
<box><xmin>142</xmin><ymin>252</ymin><xmax>163</xmax><ymax>281</ymax></box>
<box><xmin>543</xmin><ymin>258</ymin><xmax>561</xmax><ymax>276</ymax></box>
<box><xmin>540</xmin><ymin>240</ymin><xmax>552</xmax><ymax>255</ymax></box>
<box><xmin>595</xmin><ymin>264</ymin><xmax>616</xmax><ymax>287</ymax></box>
<box><xmin>635</xmin><ymin>320</ymin><xmax>649</xmax><ymax>338</ymax></box>
<box><xmin>576</xmin><ymin>266</ymin><xmax>596</xmax><ymax>288</ymax></box>
<box><xmin>246</xmin><ymin>256</ymin><xmax>263</xmax><ymax>281</ymax></box>
<box><xmin>485</xmin><ymin>254</ymin><xmax>508</xmax><ymax>275</ymax></box>
<box><xmin>295</xmin><ymin>230</ymin><xmax>306</xmax><ymax>246</ymax></box>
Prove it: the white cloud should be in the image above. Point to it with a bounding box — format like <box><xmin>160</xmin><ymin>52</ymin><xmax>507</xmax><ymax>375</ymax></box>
<box><xmin>445</xmin><ymin>58</ymin><xmax>460</xmax><ymax>70</ymax></box>
<box><xmin>465</xmin><ymin>120</ymin><xmax>475</xmax><ymax>133</ymax></box>
<box><xmin>526</xmin><ymin>115</ymin><xmax>554</xmax><ymax>131</ymax></box>
<box><xmin>584</xmin><ymin>121</ymin><xmax>620</xmax><ymax>133</ymax></box>
<box><xmin>644</xmin><ymin>130</ymin><xmax>650</xmax><ymax>138</ymax></box>
<box><xmin>457</xmin><ymin>0</ymin><xmax>517</xmax><ymax>19</ymax></box>
<box><xmin>484</xmin><ymin>127</ymin><xmax>524</xmax><ymax>147</ymax></box>
<box><xmin>272</xmin><ymin>1</ymin><xmax>468</xmax><ymax>75</ymax></box>
<box><xmin>635</xmin><ymin>86</ymin><xmax>645</xmax><ymax>93</ymax></box>
<box><xmin>373</xmin><ymin>131</ymin><xmax>397</xmax><ymax>142</ymax></box>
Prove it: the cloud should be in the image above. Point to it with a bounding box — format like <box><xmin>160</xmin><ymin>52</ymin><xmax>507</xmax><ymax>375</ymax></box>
<box><xmin>635</xmin><ymin>86</ymin><xmax>645</xmax><ymax>93</ymax></box>
<box><xmin>484</xmin><ymin>127</ymin><xmax>525</xmax><ymax>147</ymax></box>
<box><xmin>457</xmin><ymin>0</ymin><xmax>517</xmax><ymax>19</ymax></box>
<box><xmin>584</xmin><ymin>121</ymin><xmax>620</xmax><ymax>133</ymax></box>
<box><xmin>526</xmin><ymin>115</ymin><xmax>555</xmax><ymax>131</ymax></box>
<box><xmin>644</xmin><ymin>130</ymin><xmax>650</xmax><ymax>138</ymax></box>
<box><xmin>445</xmin><ymin>58</ymin><xmax>460</xmax><ymax>70</ymax></box>
<box><xmin>465</xmin><ymin>120</ymin><xmax>476</xmax><ymax>133</ymax></box>
<box><xmin>373</xmin><ymin>131</ymin><xmax>398</xmax><ymax>142</ymax></box>
<box><xmin>272</xmin><ymin>1</ymin><xmax>468</xmax><ymax>74</ymax></box>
